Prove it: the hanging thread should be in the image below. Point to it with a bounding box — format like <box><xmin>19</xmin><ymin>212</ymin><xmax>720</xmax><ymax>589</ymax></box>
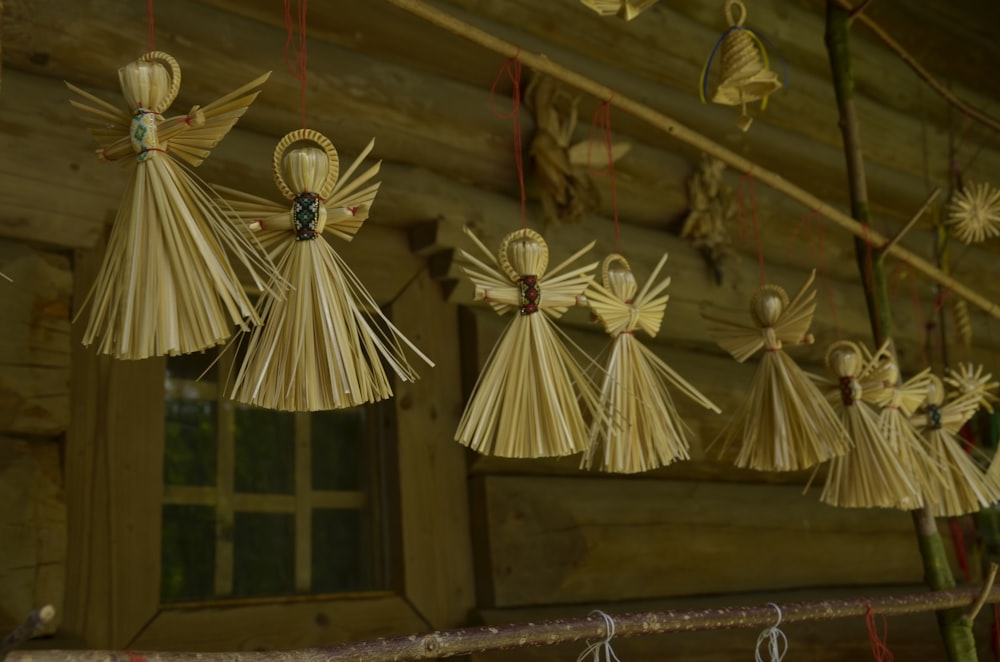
<box><xmin>576</xmin><ymin>611</ymin><xmax>622</xmax><ymax>662</ymax></box>
<box><xmin>283</xmin><ymin>0</ymin><xmax>309</xmax><ymax>130</ymax></box>
<box><xmin>754</xmin><ymin>603</ymin><xmax>788</xmax><ymax>662</ymax></box>
<box><xmin>737</xmin><ymin>168</ymin><xmax>766</xmax><ymax>285</ymax></box>
<box><xmin>146</xmin><ymin>0</ymin><xmax>155</xmax><ymax>52</ymax></box>
<box><xmin>490</xmin><ymin>51</ymin><xmax>526</xmax><ymax>228</ymax></box>
<box><xmin>864</xmin><ymin>603</ymin><xmax>894</xmax><ymax>662</ymax></box>
<box><xmin>589</xmin><ymin>93</ymin><xmax>622</xmax><ymax>253</ymax></box>
<box><xmin>786</xmin><ymin>209</ymin><xmax>841</xmax><ymax>339</ymax></box>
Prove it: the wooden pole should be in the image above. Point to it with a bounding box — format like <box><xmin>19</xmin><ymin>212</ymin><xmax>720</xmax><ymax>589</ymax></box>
<box><xmin>380</xmin><ymin>0</ymin><xmax>1000</xmax><ymax>321</ymax></box>
<box><xmin>7</xmin><ymin>587</ymin><xmax>1000</xmax><ymax>662</ymax></box>
<box><xmin>825</xmin><ymin>4</ymin><xmax>977</xmax><ymax>660</ymax></box>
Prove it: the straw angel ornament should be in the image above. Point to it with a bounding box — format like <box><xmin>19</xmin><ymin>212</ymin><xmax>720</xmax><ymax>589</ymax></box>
<box><xmin>911</xmin><ymin>375</ymin><xmax>999</xmax><ymax>517</ymax></box>
<box><xmin>583</xmin><ymin>253</ymin><xmax>720</xmax><ymax>473</ymax></box>
<box><xmin>66</xmin><ymin>51</ymin><xmax>277</xmax><ymax>359</ymax></box>
<box><xmin>456</xmin><ymin>228</ymin><xmax>600</xmax><ymax>458</ymax></box>
<box><xmin>817</xmin><ymin>340</ymin><xmax>921</xmax><ymax>509</ymax></box>
<box><xmin>702</xmin><ymin>270</ymin><xmax>851</xmax><ymax>471</ymax></box>
<box><xmin>872</xmin><ymin>359</ymin><xmax>946</xmax><ymax>510</ymax></box>
<box><xmin>216</xmin><ymin>129</ymin><xmax>432</xmax><ymax>411</ymax></box>
<box><xmin>945</xmin><ymin>362</ymin><xmax>1000</xmax><ymax>414</ymax></box>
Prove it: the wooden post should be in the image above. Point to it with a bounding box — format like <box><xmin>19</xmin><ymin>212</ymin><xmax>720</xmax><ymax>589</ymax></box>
<box><xmin>825</xmin><ymin>4</ymin><xmax>977</xmax><ymax>659</ymax></box>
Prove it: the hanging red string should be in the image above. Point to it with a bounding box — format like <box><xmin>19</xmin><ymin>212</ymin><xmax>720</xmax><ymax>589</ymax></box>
<box><xmin>283</xmin><ymin>0</ymin><xmax>309</xmax><ymax>130</ymax></box>
<box><xmin>736</xmin><ymin>169</ymin><xmax>765</xmax><ymax>285</ymax></box>
<box><xmin>947</xmin><ymin>517</ymin><xmax>972</xmax><ymax>583</ymax></box>
<box><xmin>786</xmin><ymin>209</ymin><xmax>842</xmax><ymax>339</ymax></box>
<box><xmin>490</xmin><ymin>52</ymin><xmax>525</xmax><ymax>227</ymax></box>
<box><xmin>589</xmin><ymin>93</ymin><xmax>621</xmax><ymax>253</ymax></box>
<box><xmin>816</xmin><ymin>224</ymin><xmax>843</xmax><ymax>340</ymax></box>
<box><xmin>991</xmin><ymin>602</ymin><xmax>1000</xmax><ymax>662</ymax></box>
<box><xmin>147</xmin><ymin>0</ymin><xmax>155</xmax><ymax>53</ymax></box>
<box><xmin>864</xmin><ymin>603</ymin><xmax>894</xmax><ymax>662</ymax></box>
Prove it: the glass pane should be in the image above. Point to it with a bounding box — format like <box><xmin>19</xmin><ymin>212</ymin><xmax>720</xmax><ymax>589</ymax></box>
<box><xmin>165</xmin><ymin>351</ymin><xmax>217</xmax><ymax>382</ymax></box>
<box><xmin>161</xmin><ymin>505</ymin><xmax>215</xmax><ymax>601</ymax></box>
<box><xmin>311</xmin><ymin>409</ymin><xmax>366</xmax><ymax>490</ymax></box>
<box><xmin>233</xmin><ymin>512</ymin><xmax>295</xmax><ymax>597</ymax></box>
<box><xmin>233</xmin><ymin>407</ymin><xmax>295</xmax><ymax>494</ymax></box>
<box><xmin>312</xmin><ymin>508</ymin><xmax>371</xmax><ymax>593</ymax></box>
<box><xmin>164</xmin><ymin>399</ymin><xmax>216</xmax><ymax>486</ymax></box>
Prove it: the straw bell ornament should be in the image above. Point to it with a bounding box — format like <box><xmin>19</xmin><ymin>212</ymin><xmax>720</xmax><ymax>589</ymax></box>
<box><xmin>456</xmin><ymin>227</ymin><xmax>600</xmax><ymax>458</ymax></box>
<box><xmin>216</xmin><ymin>129</ymin><xmax>432</xmax><ymax>411</ymax></box>
<box><xmin>583</xmin><ymin>253</ymin><xmax>721</xmax><ymax>474</ymax></box>
<box><xmin>579</xmin><ymin>0</ymin><xmax>659</xmax><ymax>20</ymax></box>
<box><xmin>702</xmin><ymin>270</ymin><xmax>851</xmax><ymax>471</ymax></box>
<box><xmin>702</xmin><ymin>0</ymin><xmax>783</xmax><ymax>132</ymax></box>
<box><xmin>66</xmin><ymin>51</ymin><xmax>278</xmax><ymax>359</ymax></box>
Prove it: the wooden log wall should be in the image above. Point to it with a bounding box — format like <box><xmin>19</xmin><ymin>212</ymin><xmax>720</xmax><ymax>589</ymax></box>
<box><xmin>2</xmin><ymin>0</ymin><xmax>1000</xmax><ymax>659</ymax></box>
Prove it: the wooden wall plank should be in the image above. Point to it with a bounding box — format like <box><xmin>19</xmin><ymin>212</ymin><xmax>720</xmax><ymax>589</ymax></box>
<box><xmin>392</xmin><ymin>270</ymin><xmax>476</xmax><ymax>628</ymax></box>
<box><xmin>479</xmin><ymin>474</ymin><xmax>927</xmax><ymax>608</ymax></box>
<box><xmin>62</xmin><ymin>237</ymin><xmax>165</xmax><ymax>648</ymax></box>
<box><xmin>0</xmin><ymin>240</ymin><xmax>71</xmax><ymax>436</ymax></box>
<box><xmin>0</xmin><ymin>436</ymin><xmax>65</xmax><ymax>634</ymax></box>
<box><xmin>132</xmin><ymin>595</ymin><xmax>426</xmax><ymax>651</ymax></box>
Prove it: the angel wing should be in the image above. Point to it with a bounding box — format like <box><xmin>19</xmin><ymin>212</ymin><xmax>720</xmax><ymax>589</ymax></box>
<box><xmin>159</xmin><ymin>72</ymin><xmax>271</xmax><ymax>168</ymax></box>
<box><xmin>587</xmin><ymin>253</ymin><xmax>670</xmax><ymax>338</ymax></box>
<box><xmin>66</xmin><ymin>82</ymin><xmax>133</xmax><ymax>157</ymax></box>
<box><xmin>771</xmin><ymin>269</ymin><xmax>817</xmax><ymax>346</ymax></box>
<box><xmin>702</xmin><ymin>308</ymin><xmax>764</xmax><ymax>363</ymax></box>
<box><xmin>322</xmin><ymin>139</ymin><xmax>382</xmax><ymax>242</ymax></box>
<box><xmin>887</xmin><ymin>367</ymin><xmax>933</xmax><ymax>416</ymax></box>
<box><xmin>459</xmin><ymin>227</ymin><xmax>519</xmax><ymax>315</ymax></box>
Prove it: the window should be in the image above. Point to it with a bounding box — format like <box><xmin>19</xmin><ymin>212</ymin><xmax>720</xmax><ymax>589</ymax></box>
<box><xmin>161</xmin><ymin>350</ymin><xmax>390</xmax><ymax>602</ymax></box>
<box><xmin>66</xmin><ymin>243</ymin><xmax>473</xmax><ymax>651</ymax></box>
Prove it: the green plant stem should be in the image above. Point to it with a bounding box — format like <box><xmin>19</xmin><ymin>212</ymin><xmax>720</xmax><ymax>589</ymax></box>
<box><xmin>825</xmin><ymin>3</ymin><xmax>977</xmax><ymax>660</ymax></box>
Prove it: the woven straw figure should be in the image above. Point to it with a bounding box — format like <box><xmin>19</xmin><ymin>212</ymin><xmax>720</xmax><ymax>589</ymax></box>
<box><xmin>702</xmin><ymin>0</ymin><xmax>782</xmax><ymax>132</ymax></box>
<box><xmin>524</xmin><ymin>74</ymin><xmax>630</xmax><ymax>227</ymax></box>
<box><xmin>583</xmin><ymin>253</ymin><xmax>721</xmax><ymax>473</ymax></box>
<box><xmin>67</xmin><ymin>51</ymin><xmax>277</xmax><ymax>359</ymax></box>
<box><xmin>947</xmin><ymin>182</ymin><xmax>1000</xmax><ymax>244</ymax></box>
<box><xmin>818</xmin><ymin>341</ymin><xmax>921</xmax><ymax>508</ymax></box>
<box><xmin>579</xmin><ymin>0</ymin><xmax>659</xmax><ymax>20</ymax></box>
<box><xmin>945</xmin><ymin>362</ymin><xmax>1000</xmax><ymax>414</ymax></box>
<box><xmin>703</xmin><ymin>270</ymin><xmax>851</xmax><ymax>471</ymax></box>
<box><xmin>872</xmin><ymin>360</ymin><xmax>946</xmax><ymax>510</ymax></box>
<box><xmin>911</xmin><ymin>375</ymin><xmax>998</xmax><ymax>517</ymax></box>
<box><xmin>217</xmin><ymin>130</ymin><xmax>432</xmax><ymax>411</ymax></box>
<box><xmin>456</xmin><ymin>228</ymin><xmax>599</xmax><ymax>457</ymax></box>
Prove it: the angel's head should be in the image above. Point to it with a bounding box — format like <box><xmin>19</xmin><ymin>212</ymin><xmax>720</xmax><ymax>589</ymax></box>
<box><xmin>602</xmin><ymin>254</ymin><xmax>637</xmax><ymax>303</ymax></box>
<box><xmin>119</xmin><ymin>52</ymin><xmax>178</xmax><ymax>113</ymax></box>
<box><xmin>826</xmin><ymin>341</ymin><xmax>861</xmax><ymax>379</ymax></box>
<box><xmin>505</xmin><ymin>232</ymin><xmax>548</xmax><ymax>278</ymax></box>
<box><xmin>924</xmin><ymin>374</ymin><xmax>945</xmax><ymax>407</ymax></box>
<box><xmin>283</xmin><ymin>145</ymin><xmax>332</xmax><ymax>195</ymax></box>
<box><xmin>750</xmin><ymin>284</ymin><xmax>788</xmax><ymax>328</ymax></box>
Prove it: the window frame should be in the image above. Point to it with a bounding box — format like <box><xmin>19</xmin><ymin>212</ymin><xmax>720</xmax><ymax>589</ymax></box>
<box><xmin>65</xmin><ymin>231</ymin><xmax>474</xmax><ymax>650</ymax></box>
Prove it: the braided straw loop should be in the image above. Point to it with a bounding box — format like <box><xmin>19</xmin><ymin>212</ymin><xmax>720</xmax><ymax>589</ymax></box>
<box><xmin>120</xmin><ymin>51</ymin><xmax>181</xmax><ymax>114</ymax></box>
<box><xmin>601</xmin><ymin>254</ymin><xmax>637</xmax><ymax>301</ymax></box>
<box><xmin>499</xmin><ymin>228</ymin><xmax>549</xmax><ymax>281</ymax></box>
<box><xmin>273</xmin><ymin>129</ymin><xmax>340</xmax><ymax>200</ymax></box>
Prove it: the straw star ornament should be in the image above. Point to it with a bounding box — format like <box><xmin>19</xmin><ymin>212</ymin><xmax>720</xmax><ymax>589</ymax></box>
<box><xmin>583</xmin><ymin>253</ymin><xmax>721</xmax><ymax>473</ymax></box>
<box><xmin>702</xmin><ymin>270</ymin><xmax>851</xmax><ymax>471</ymax></box>
<box><xmin>947</xmin><ymin>182</ymin><xmax>1000</xmax><ymax>244</ymax></box>
<box><xmin>66</xmin><ymin>51</ymin><xmax>278</xmax><ymax>359</ymax></box>
<box><xmin>456</xmin><ymin>228</ymin><xmax>600</xmax><ymax>458</ymax></box>
<box><xmin>216</xmin><ymin>129</ymin><xmax>432</xmax><ymax>411</ymax></box>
